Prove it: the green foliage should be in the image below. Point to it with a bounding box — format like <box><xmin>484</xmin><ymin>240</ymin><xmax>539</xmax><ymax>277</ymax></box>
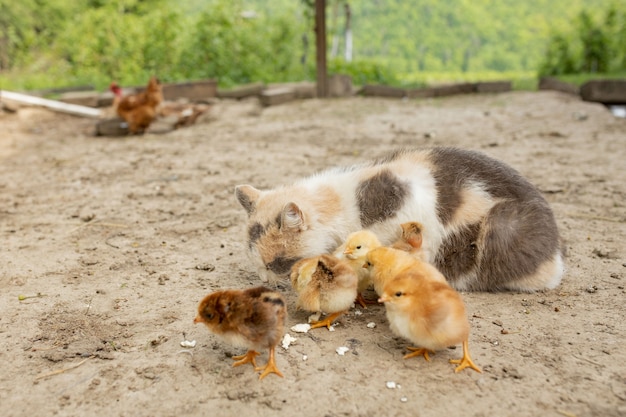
<box><xmin>539</xmin><ymin>3</ymin><xmax>626</xmax><ymax>76</ymax></box>
<box><xmin>0</xmin><ymin>0</ymin><xmax>623</xmax><ymax>92</ymax></box>
<box><xmin>556</xmin><ymin>71</ymin><xmax>626</xmax><ymax>86</ymax></box>
<box><xmin>179</xmin><ymin>1</ymin><xmax>308</xmax><ymax>87</ymax></box>
<box><xmin>329</xmin><ymin>58</ymin><xmax>399</xmax><ymax>86</ymax></box>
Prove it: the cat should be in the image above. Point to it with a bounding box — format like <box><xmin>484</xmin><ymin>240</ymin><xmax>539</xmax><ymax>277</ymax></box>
<box><xmin>235</xmin><ymin>147</ymin><xmax>565</xmax><ymax>292</ymax></box>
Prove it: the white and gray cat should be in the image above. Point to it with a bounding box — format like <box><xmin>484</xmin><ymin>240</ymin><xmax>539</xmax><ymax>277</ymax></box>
<box><xmin>235</xmin><ymin>147</ymin><xmax>564</xmax><ymax>292</ymax></box>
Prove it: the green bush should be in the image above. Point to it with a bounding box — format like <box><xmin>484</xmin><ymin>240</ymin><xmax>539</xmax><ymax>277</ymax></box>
<box><xmin>539</xmin><ymin>4</ymin><xmax>626</xmax><ymax>76</ymax></box>
<box><xmin>329</xmin><ymin>58</ymin><xmax>399</xmax><ymax>86</ymax></box>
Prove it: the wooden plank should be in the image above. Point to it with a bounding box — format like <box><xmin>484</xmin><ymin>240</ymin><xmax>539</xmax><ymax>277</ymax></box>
<box><xmin>95</xmin><ymin>118</ymin><xmax>129</xmax><ymax>136</ymax></box>
<box><xmin>432</xmin><ymin>83</ymin><xmax>476</xmax><ymax>97</ymax></box>
<box><xmin>292</xmin><ymin>82</ymin><xmax>316</xmax><ymax>99</ymax></box>
<box><xmin>0</xmin><ymin>90</ymin><xmax>102</xmax><ymax>118</ymax></box>
<box><xmin>260</xmin><ymin>88</ymin><xmax>296</xmax><ymax>107</ymax></box>
<box><xmin>328</xmin><ymin>74</ymin><xmax>353</xmax><ymax>97</ymax></box>
<box><xmin>162</xmin><ymin>79</ymin><xmax>217</xmax><ymax>101</ymax></box>
<box><xmin>538</xmin><ymin>77</ymin><xmax>579</xmax><ymax>95</ymax></box>
<box><xmin>580</xmin><ymin>80</ymin><xmax>626</xmax><ymax>104</ymax></box>
<box><xmin>97</xmin><ymin>91</ymin><xmax>116</xmax><ymax>108</ymax></box>
<box><xmin>58</xmin><ymin>91</ymin><xmax>100</xmax><ymax>107</ymax></box>
<box><xmin>476</xmin><ymin>81</ymin><xmax>512</xmax><ymax>93</ymax></box>
<box><xmin>217</xmin><ymin>82</ymin><xmax>265</xmax><ymax>99</ymax></box>
<box><xmin>361</xmin><ymin>84</ymin><xmax>407</xmax><ymax>98</ymax></box>
<box><xmin>406</xmin><ymin>88</ymin><xmax>436</xmax><ymax>99</ymax></box>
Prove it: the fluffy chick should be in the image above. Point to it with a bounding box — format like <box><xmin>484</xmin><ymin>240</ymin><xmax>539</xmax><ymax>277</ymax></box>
<box><xmin>194</xmin><ymin>286</ymin><xmax>286</xmax><ymax>380</ymax></box>
<box><xmin>334</xmin><ymin>229</ymin><xmax>382</xmax><ymax>307</ymax></box>
<box><xmin>379</xmin><ymin>270</ymin><xmax>481</xmax><ymax>373</ymax></box>
<box><xmin>391</xmin><ymin>221</ymin><xmax>427</xmax><ymax>260</ymax></box>
<box><xmin>364</xmin><ymin>246</ymin><xmax>446</xmax><ymax>298</ymax></box>
<box><xmin>290</xmin><ymin>254</ymin><xmax>358</xmax><ymax>330</ymax></box>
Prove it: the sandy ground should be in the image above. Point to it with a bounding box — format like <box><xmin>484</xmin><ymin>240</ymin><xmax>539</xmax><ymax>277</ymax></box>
<box><xmin>0</xmin><ymin>90</ymin><xmax>625</xmax><ymax>417</ymax></box>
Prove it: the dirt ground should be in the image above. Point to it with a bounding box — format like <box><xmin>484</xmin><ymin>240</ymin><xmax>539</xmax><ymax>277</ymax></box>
<box><xmin>1</xmin><ymin>90</ymin><xmax>625</xmax><ymax>417</ymax></box>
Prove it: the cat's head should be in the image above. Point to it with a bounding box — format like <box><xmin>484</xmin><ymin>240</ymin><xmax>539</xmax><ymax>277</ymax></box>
<box><xmin>234</xmin><ymin>185</ymin><xmax>309</xmax><ymax>282</ymax></box>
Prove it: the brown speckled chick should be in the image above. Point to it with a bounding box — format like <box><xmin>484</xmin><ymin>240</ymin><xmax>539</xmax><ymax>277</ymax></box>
<box><xmin>194</xmin><ymin>286</ymin><xmax>286</xmax><ymax>380</ymax></box>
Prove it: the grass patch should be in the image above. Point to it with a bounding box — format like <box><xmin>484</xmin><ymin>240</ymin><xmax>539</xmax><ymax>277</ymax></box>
<box><xmin>396</xmin><ymin>71</ymin><xmax>538</xmax><ymax>90</ymax></box>
<box><xmin>554</xmin><ymin>72</ymin><xmax>626</xmax><ymax>86</ymax></box>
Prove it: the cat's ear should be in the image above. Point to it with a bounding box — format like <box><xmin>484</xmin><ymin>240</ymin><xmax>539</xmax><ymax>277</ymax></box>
<box><xmin>281</xmin><ymin>202</ymin><xmax>305</xmax><ymax>231</ymax></box>
<box><xmin>235</xmin><ymin>185</ymin><xmax>261</xmax><ymax>215</ymax></box>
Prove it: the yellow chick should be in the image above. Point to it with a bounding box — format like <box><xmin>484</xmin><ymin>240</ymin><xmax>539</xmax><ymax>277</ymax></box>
<box><xmin>334</xmin><ymin>229</ymin><xmax>382</xmax><ymax>307</ymax></box>
<box><xmin>194</xmin><ymin>286</ymin><xmax>286</xmax><ymax>380</ymax></box>
<box><xmin>364</xmin><ymin>246</ymin><xmax>446</xmax><ymax>298</ymax></box>
<box><xmin>391</xmin><ymin>221</ymin><xmax>427</xmax><ymax>260</ymax></box>
<box><xmin>378</xmin><ymin>269</ymin><xmax>482</xmax><ymax>373</ymax></box>
<box><xmin>290</xmin><ymin>254</ymin><xmax>358</xmax><ymax>330</ymax></box>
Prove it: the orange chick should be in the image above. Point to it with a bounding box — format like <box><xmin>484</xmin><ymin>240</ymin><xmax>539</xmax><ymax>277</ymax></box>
<box><xmin>194</xmin><ymin>286</ymin><xmax>286</xmax><ymax>380</ymax></box>
<box><xmin>290</xmin><ymin>254</ymin><xmax>358</xmax><ymax>330</ymax></box>
<box><xmin>378</xmin><ymin>269</ymin><xmax>481</xmax><ymax>373</ymax></box>
<box><xmin>334</xmin><ymin>229</ymin><xmax>382</xmax><ymax>307</ymax></box>
<box><xmin>110</xmin><ymin>76</ymin><xmax>163</xmax><ymax>134</ymax></box>
<box><xmin>391</xmin><ymin>221</ymin><xmax>427</xmax><ymax>260</ymax></box>
<box><xmin>364</xmin><ymin>246</ymin><xmax>446</xmax><ymax>298</ymax></box>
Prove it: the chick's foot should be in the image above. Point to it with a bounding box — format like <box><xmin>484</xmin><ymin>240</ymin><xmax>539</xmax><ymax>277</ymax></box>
<box><xmin>310</xmin><ymin>311</ymin><xmax>346</xmax><ymax>330</ymax></box>
<box><xmin>449</xmin><ymin>340</ymin><xmax>482</xmax><ymax>373</ymax></box>
<box><xmin>404</xmin><ymin>347</ymin><xmax>434</xmax><ymax>361</ymax></box>
<box><xmin>232</xmin><ymin>350</ymin><xmax>260</xmax><ymax>368</ymax></box>
<box><xmin>256</xmin><ymin>347</ymin><xmax>284</xmax><ymax>380</ymax></box>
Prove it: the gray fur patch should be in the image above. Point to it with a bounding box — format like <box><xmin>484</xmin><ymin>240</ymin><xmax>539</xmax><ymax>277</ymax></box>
<box><xmin>248</xmin><ymin>222</ymin><xmax>264</xmax><ymax>248</ymax></box>
<box><xmin>430</xmin><ymin>147</ymin><xmax>544</xmax><ymax>225</ymax></box>
<box><xmin>266</xmin><ymin>256</ymin><xmax>300</xmax><ymax>276</ymax></box>
<box><xmin>356</xmin><ymin>169</ymin><xmax>409</xmax><ymax>227</ymax></box>
<box><xmin>477</xmin><ymin>200</ymin><xmax>560</xmax><ymax>291</ymax></box>
<box><xmin>236</xmin><ymin>188</ymin><xmax>256</xmax><ymax>215</ymax></box>
<box><xmin>434</xmin><ymin>223</ymin><xmax>480</xmax><ymax>284</ymax></box>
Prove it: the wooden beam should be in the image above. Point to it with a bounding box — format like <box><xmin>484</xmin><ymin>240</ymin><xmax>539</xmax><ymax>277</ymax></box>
<box><xmin>315</xmin><ymin>0</ymin><xmax>328</xmax><ymax>98</ymax></box>
<box><xmin>0</xmin><ymin>90</ymin><xmax>102</xmax><ymax>118</ymax></box>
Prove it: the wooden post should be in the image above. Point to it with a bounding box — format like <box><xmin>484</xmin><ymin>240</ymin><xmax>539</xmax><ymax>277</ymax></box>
<box><xmin>315</xmin><ymin>0</ymin><xmax>328</xmax><ymax>98</ymax></box>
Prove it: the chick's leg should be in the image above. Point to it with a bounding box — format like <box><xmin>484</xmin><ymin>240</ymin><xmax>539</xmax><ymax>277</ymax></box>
<box><xmin>232</xmin><ymin>350</ymin><xmax>260</xmax><ymax>368</ymax></box>
<box><xmin>310</xmin><ymin>311</ymin><xmax>346</xmax><ymax>330</ymax></box>
<box><xmin>404</xmin><ymin>347</ymin><xmax>434</xmax><ymax>361</ymax></box>
<box><xmin>355</xmin><ymin>293</ymin><xmax>379</xmax><ymax>308</ymax></box>
<box><xmin>449</xmin><ymin>340</ymin><xmax>482</xmax><ymax>373</ymax></box>
<box><xmin>256</xmin><ymin>347</ymin><xmax>284</xmax><ymax>380</ymax></box>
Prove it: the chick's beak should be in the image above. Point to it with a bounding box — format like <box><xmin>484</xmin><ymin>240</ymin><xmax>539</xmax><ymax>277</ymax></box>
<box><xmin>193</xmin><ymin>315</ymin><xmax>202</xmax><ymax>324</ymax></box>
<box><xmin>343</xmin><ymin>249</ymin><xmax>352</xmax><ymax>255</ymax></box>
<box><xmin>378</xmin><ymin>296</ymin><xmax>389</xmax><ymax>303</ymax></box>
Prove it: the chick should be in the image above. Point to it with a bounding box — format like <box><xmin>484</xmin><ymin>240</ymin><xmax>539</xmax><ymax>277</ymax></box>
<box><xmin>334</xmin><ymin>229</ymin><xmax>382</xmax><ymax>307</ymax></box>
<box><xmin>391</xmin><ymin>222</ymin><xmax>427</xmax><ymax>260</ymax></box>
<box><xmin>290</xmin><ymin>254</ymin><xmax>358</xmax><ymax>330</ymax></box>
<box><xmin>378</xmin><ymin>270</ymin><xmax>482</xmax><ymax>373</ymax></box>
<box><xmin>194</xmin><ymin>286</ymin><xmax>286</xmax><ymax>380</ymax></box>
<box><xmin>364</xmin><ymin>246</ymin><xmax>446</xmax><ymax>298</ymax></box>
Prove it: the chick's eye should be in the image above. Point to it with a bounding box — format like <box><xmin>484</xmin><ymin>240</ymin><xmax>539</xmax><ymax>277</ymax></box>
<box><xmin>395</xmin><ymin>291</ymin><xmax>402</xmax><ymax>297</ymax></box>
<box><xmin>356</xmin><ymin>245</ymin><xmax>362</xmax><ymax>250</ymax></box>
<box><xmin>205</xmin><ymin>313</ymin><xmax>214</xmax><ymax>320</ymax></box>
